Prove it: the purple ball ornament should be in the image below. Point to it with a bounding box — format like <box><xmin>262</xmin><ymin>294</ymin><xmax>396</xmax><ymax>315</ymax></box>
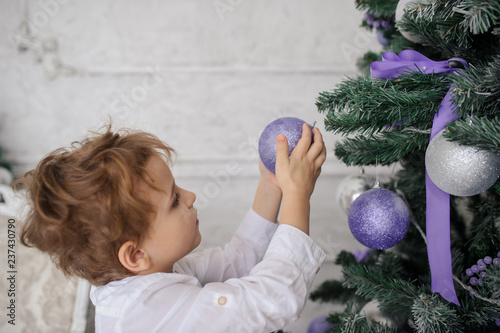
<box><xmin>258</xmin><ymin>117</ymin><xmax>313</xmax><ymax>174</ymax></box>
<box><xmin>470</xmin><ymin>277</ymin><xmax>479</xmax><ymax>286</ymax></box>
<box><xmin>307</xmin><ymin>315</ymin><xmax>333</xmax><ymax>333</ymax></box>
<box><xmin>348</xmin><ymin>188</ymin><xmax>410</xmax><ymax>250</ymax></box>
<box><xmin>377</xmin><ymin>30</ymin><xmax>389</xmax><ymax>47</ymax></box>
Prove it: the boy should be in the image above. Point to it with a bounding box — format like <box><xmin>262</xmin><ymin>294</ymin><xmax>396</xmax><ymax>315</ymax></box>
<box><xmin>17</xmin><ymin>123</ymin><xmax>327</xmax><ymax>332</ymax></box>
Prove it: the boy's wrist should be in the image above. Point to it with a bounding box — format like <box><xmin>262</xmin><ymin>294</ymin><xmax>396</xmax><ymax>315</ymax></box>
<box><xmin>279</xmin><ymin>194</ymin><xmax>310</xmax><ymax>235</ymax></box>
<box><xmin>259</xmin><ymin>176</ymin><xmax>282</xmax><ymax>196</ymax></box>
<box><xmin>252</xmin><ymin>177</ymin><xmax>282</xmax><ymax>223</ymax></box>
<box><xmin>281</xmin><ymin>185</ymin><xmax>312</xmax><ymax>202</ymax></box>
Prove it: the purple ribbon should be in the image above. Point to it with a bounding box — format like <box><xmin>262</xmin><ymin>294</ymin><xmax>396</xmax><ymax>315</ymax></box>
<box><xmin>370</xmin><ymin>50</ymin><xmax>466</xmax><ymax>306</ymax></box>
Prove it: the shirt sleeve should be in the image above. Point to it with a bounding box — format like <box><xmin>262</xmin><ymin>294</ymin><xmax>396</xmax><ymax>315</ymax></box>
<box><xmin>120</xmin><ymin>224</ymin><xmax>326</xmax><ymax>333</ymax></box>
<box><xmin>174</xmin><ymin>209</ymin><xmax>279</xmax><ymax>285</ymax></box>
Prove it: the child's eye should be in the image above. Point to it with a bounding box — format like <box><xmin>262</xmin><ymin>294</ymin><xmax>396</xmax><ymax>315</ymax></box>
<box><xmin>173</xmin><ymin>192</ymin><xmax>180</xmax><ymax>207</ymax></box>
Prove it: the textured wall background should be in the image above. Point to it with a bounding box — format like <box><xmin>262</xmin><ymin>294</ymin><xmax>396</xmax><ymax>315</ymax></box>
<box><xmin>0</xmin><ymin>0</ymin><xmax>382</xmax><ymax>332</ymax></box>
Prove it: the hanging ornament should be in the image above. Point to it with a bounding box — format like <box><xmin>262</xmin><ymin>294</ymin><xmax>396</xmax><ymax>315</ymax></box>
<box><xmin>395</xmin><ymin>0</ymin><xmax>426</xmax><ymax>44</ymax></box>
<box><xmin>336</xmin><ymin>172</ymin><xmax>376</xmax><ymax>215</ymax></box>
<box><xmin>425</xmin><ymin>129</ymin><xmax>500</xmax><ymax>196</ymax></box>
<box><xmin>353</xmin><ymin>249</ymin><xmax>371</xmax><ymax>263</ymax></box>
<box><xmin>376</xmin><ymin>30</ymin><xmax>389</xmax><ymax>47</ymax></box>
<box><xmin>307</xmin><ymin>315</ymin><xmax>333</xmax><ymax>333</ymax></box>
<box><xmin>348</xmin><ymin>187</ymin><xmax>410</xmax><ymax>250</ymax></box>
<box><xmin>364</xmin><ymin>11</ymin><xmax>394</xmax><ymax>47</ymax></box>
<box><xmin>360</xmin><ymin>300</ymin><xmax>392</xmax><ymax>326</ymax></box>
<box><xmin>258</xmin><ymin>117</ymin><xmax>313</xmax><ymax>174</ymax></box>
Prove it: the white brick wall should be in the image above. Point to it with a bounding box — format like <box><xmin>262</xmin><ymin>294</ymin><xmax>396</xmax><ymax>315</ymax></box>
<box><xmin>0</xmin><ymin>1</ymin><xmax>382</xmax><ymax>331</ymax></box>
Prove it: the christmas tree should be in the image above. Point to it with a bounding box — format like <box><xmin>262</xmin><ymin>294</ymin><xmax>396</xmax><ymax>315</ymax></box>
<box><xmin>310</xmin><ymin>0</ymin><xmax>500</xmax><ymax>332</ymax></box>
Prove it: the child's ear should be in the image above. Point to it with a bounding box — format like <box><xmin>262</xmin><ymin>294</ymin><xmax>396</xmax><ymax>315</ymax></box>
<box><xmin>118</xmin><ymin>241</ymin><xmax>151</xmax><ymax>273</ymax></box>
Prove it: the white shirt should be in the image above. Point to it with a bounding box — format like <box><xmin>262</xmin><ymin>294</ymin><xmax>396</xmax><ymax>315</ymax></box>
<box><xmin>90</xmin><ymin>209</ymin><xmax>326</xmax><ymax>333</ymax></box>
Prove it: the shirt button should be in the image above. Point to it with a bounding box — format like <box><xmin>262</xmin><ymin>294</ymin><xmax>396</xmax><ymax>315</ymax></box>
<box><xmin>218</xmin><ymin>296</ymin><xmax>227</xmax><ymax>306</ymax></box>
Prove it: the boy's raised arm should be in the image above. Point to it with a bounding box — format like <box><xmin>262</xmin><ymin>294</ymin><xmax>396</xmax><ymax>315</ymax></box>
<box><xmin>275</xmin><ymin>123</ymin><xmax>326</xmax><ymax>235</ymax></box>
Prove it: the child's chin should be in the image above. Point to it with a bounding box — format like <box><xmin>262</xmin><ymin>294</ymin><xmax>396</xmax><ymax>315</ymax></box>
<box><xmin>195</xmin><ymin>235</ymin><xmax>202</xmax><ymax>248</ymax></box>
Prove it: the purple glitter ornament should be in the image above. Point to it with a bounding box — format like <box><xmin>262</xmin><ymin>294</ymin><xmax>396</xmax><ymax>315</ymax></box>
<box><xmin>258</xmin><ymin>117</ymin><xmax>313</xmax><ymax>174</ymax></box>
<box><xmin>348</xmin><ymin>188</ymin><xmax>410</xmax><ymax>250</ymax></box>
<box><xmin>353</xmin><ymin>249</ymin><xmax>371</xmax><ymax>263</ymax></box>
<box><xmin>307</xmin><ymin>315</ymin><xmax>333</xmax><ymax>333</ymax></box>
<box><xmin>377</xmin><ymin>30</ymin><xmax>389</xmax><ymax>47</ymax></box>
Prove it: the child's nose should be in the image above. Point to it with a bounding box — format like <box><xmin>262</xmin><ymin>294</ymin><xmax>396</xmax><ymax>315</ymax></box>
<box><xmin>184</xmin><ymin>188</ymin><xmax>196</xmax><ymax>207</ymax></box>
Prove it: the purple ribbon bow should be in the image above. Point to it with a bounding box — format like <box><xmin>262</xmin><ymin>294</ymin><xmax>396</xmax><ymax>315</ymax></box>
<box><xmin>370</xmin><ymin>50</ymin><xmax>467</xmax><ymax>306</ymax></box>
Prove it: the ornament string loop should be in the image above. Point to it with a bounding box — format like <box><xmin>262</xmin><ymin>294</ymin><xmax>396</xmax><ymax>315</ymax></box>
<box><xmin>370</xmin><ymin>50</ymin><xmax>468</xmax><ymax>306</ymax></box>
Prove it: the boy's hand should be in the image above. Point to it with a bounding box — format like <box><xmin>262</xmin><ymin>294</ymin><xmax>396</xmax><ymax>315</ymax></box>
<box><xmin>274</xmin><ymin>123</ymin><xmax>326</xmax><ymax>234</ymax></box>
<box><xmin>275</xmin><ymin>123</ymin><xmax>326</xmax><ymax>199</ymax></box>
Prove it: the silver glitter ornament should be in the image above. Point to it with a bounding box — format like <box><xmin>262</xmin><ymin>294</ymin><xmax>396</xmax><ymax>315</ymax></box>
<box><xmin>336</xmin><ymin>173</ymin><xmax>376</xmax><ymax>215</ymax></box>
<box><xmin>425</xmin><ymin>129</ymin><xmax>500</xmax><ymax>196</ymax></box>
<box><xmin>395</xmin><ymin>0</ymin><xmax>426</xmax><ymax>44</ymax></box>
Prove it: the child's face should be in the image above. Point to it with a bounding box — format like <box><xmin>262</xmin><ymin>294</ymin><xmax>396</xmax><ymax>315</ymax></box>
<box><xmin>138</xmin><ymin>155</ymin><xmax>201</xmax><ymax>273</ymax></box>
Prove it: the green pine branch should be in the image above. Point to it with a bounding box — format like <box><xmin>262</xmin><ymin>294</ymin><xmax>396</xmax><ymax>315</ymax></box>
<box><xmin>354</xmin><ymin>0</ymin><xmax>399</xmax><ymax>17</ymax></box>
<box><xmin>334</xmin><ymin>130</ymin><xmax>429</xmax><ymax>166</ymax></box>
<box><xmin>466</xmin><ymin>191</ymin><xmax>500</xmax><ymax>260</ymax></box>
<box><xmin>326</xmin><ymin>303</ymin><xmax>398</xmax><ymax>333</ymax></box>
<box><xmin>318</xmin><ymin>73</ymin><xmax>449</xmax><ymax>137</ymax></box>
<box><xmin>451</xmin><ymin>55</ymin><xmax>500</xmax><ymax>118</ymax></box>
<box><xmin>309</xmin><ymin>279</ymin><xmax>367</xmax><ymax>306</ymax></box>
<box><xmin>494</xmin><ymin>180</ymin><xmax>500</xmax><ymax>196</ymax></box>
<box><xmin>453</xmin><ymin>0</ymin><xmax>500</xmax><ymax>35</ymax></box>
<box><xmin>397</xmin><ymin>0</ymin><xmax>500</xmax><ymax>63</ymax></box>
<box><xmin>411</xmin><ymin>293</ymin><xmax>463</xmax><ymax>333</ymax></box>
<box><xmin>342</xmin><ymin>264</ymin><xmax>423</xmax><ymax>318</ymax></box>
<box><xmin>357</xmin><ymin>51</ymin><xmax>384</xmax><ymax>77</ymax></box>
<box><xmin>488</xmin><ymin>264</ymin><xmax>500</xmax><ymax>302</ymax></box>
<box><xmin>444</xmin><ymin>117</ymin><xmax>500</xmax><ymax>154</ymax></box>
